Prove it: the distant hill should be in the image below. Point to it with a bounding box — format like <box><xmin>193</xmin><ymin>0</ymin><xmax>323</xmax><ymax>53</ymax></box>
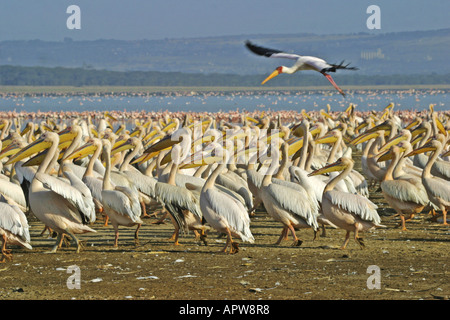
<box><xmin>0</xmin><ymin>65</ymin><xmax>448</xmax><ymax>87</ymax></box>
<box><xmin>0</xmin><ymin>29</ymin><xmax>449</xmax><ymax>75</ymax></box>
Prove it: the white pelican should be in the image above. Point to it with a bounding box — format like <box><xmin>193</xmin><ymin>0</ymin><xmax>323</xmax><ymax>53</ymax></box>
<box><xmin>199</xmin><ymin>147</ymin><xmax>254</xmax><ymax>254</ymax></box>
<box><xmin>245</xmin><ymin>41</ymin><xmax>358</xmax><ymax>97</ymax></box>
<box><xmin>112</xmin><ymin>137</ymin><xmax>158</xmax><ymax>218</ymax></box>
<box><xmin>6</xmin><ymin>132</ymin><xmax>96</xmax><ymax>253</ymax></box>
<box><xmin>0</xmin><ymin>195</ymin><xmax>32</xmax><ymax>262</ymax></box>
<box><xmin>155</xmin><ymin>144</ymin><xmax>207</xmax><ymax>245</ymax></box>
<box><xmin>258</xmin><ymin>143</ymin><xmax>319</xmax><ymax>245</ymax></box>
<box><xmin>63</xmin><ymin>137</ymin><xmax>107</xmax><ymax>217</ymax></box>
<box><xmin>100</xmin><ymin>139</ymin><xmax>143</xmax><ymax>247</ymax></box>
<box><xmin>309</xmin><ymin>157</ymin><xmax>384</xmax><ymax>249</ymax></box>
<box><xmin>377</xmin><ymin>145</ymin><xmax>430</xmax><ymax>231</ymax></box>
<box><xmin>406</xmin><ymin>140</ymin><xmax>450</xmax><ymax>225</ymax></box>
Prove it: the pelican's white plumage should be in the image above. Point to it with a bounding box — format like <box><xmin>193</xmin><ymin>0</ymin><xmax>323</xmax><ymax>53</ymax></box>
<box><xmin>6</xmin><ymin>131</ymin><xmax>96</xmax><ymax>253</ymax></box>
<box><xmin>200</xmin><ymin>147</ymin><xmax>254</xmax><ymax>254</ymax></box>
<box><xmin>0</xmin><ymin>195</ymin><xmax>32</xmax><ymax>262</ymax></box>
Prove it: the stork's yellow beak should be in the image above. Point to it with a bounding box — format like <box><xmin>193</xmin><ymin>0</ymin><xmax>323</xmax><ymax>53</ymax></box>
<box><xmin>261</xmin><ymin>69</ymin><xmax>281</xmax><ymax>85</ymax></box>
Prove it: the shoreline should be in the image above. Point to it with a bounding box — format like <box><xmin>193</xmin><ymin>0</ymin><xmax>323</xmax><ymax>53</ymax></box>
<box><xmin>1</xmin><ymin>85</ymin><xmax>450</xmax><ymax>96</ymax></box>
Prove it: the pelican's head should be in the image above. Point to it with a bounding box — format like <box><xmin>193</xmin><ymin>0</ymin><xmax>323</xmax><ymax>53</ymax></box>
<box><xmin>63</xmin><ymin>138</ymin><xmax>101</xmax><ymax>161</ymax></box>
<box><xmin>308</xmin><ymin>157</ymin><xmax>353</xmax><ymax>177</ymax></box>
<box><xmin>314</xmin><ymin>129</ymin><xmax>341</xmax><ymax>145</ymax></box>
<box><xmin>405</xmin><ymin>139</ymin><xmax>442</xmax><ymax>158</ymax></box>
<box><xmin>261</xmin><ymin>66</ymin><xmax>284</xmax><ymax>85</ymax></box>
<box><xmin>5</xmin><ymin>131</ymin><xmax>58</xmax><ymax>166</ymax></box>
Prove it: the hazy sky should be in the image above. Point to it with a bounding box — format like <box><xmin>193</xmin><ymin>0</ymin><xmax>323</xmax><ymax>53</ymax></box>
<box><xmin>1</xmin><ymin>0</ymin><xmax>449</xmax><ymax>41</ymax></box>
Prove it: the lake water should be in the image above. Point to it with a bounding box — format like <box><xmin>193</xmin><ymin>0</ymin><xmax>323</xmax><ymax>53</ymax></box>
<box><xmin>1</xmin><ymin>89</ymin><xmax>448</xmax><ymax>113</ymax></box>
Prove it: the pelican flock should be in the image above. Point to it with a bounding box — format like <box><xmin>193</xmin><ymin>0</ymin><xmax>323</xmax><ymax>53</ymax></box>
<box><xmin>0</xmin><ymin>99</ymin><xmax>447</xmax><ymax>262</ymax></box>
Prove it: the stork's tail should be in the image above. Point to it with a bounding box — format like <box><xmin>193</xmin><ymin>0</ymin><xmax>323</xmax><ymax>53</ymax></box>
<box><xmin>322</xmin><ymin>61</ymin><xmax>358</xmax><ymax>73</ymax></box>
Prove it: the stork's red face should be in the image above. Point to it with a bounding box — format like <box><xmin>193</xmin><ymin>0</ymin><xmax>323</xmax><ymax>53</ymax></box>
<box><xmin>261</xmin><ymin>66</ymin><xmax>283</xmax><ymax>85</ymax></box>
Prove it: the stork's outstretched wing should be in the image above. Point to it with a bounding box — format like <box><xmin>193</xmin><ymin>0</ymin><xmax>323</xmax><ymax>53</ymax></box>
<box><xmin>245</xmin><ymin>41</ymin><xmax>300</xmax><ymax>60</ymax></box>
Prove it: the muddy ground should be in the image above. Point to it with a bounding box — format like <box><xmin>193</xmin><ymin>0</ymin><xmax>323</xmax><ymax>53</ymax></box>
<box><xmin>0</xmin><ymin>183</ymin><xmax>448</xmax><ymax>303</ymax></box>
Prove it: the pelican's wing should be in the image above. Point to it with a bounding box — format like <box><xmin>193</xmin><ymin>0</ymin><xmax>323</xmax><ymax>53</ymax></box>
<box><xmin>267</xmin><ymin>183</ymin><xmax>319</xmax><ymax>229</ymax></box>
<box><xmin>0</xmin><ymin>201</ymin><xmax>31</xmax><ymax>244</ymax></box>
<box><xmin>203</xmin><ymin>188</ymin><xmax>254</xmax><ymax>243</ymax></box>
<box><xmin>245</xmin><ymin>41</ymin><xmax>301</xmax><ymax>60</ymax></box>
<box><xmin>381</xmin><ymin>179</ymin><xmax>429</xmax><ymax>206</ymax></box>
<box><xmin>432</xmin><ymin>161</ymin><xmax>450</xmax><ymax>181</ymax></box>
<box><xmin>35</xmin><ymin>172</ymin><xmax>96</xmax><ymax>225</ymax></box>
<box><xmin>125</xmin><ymin>170</ymin><xmax>157</xmax><ymax>199</ymax></box>
<box><xmin>14</xmin><ymin>161</ymin><xmax>36</xmax><ymax>184</ymax></box>
<box><xmin>423</xmin><ymin>177</ymin><xmax>450</xmax><ymax>203</ymax></box>
<box><xmin>63</xmin><ymin>170</ymin><xmax>96</xmax><ymax>223</ymax></box>
<box><xmin>102</xmin><ymin>188</ymin><xmax>142</xmax><ymax>223</ymax></box>
<box><xmin>114</xmin><ymin>186</ymin><xmax>142</xmax><ymax>220</ymax></box>
<box><xmin>83</xmin><ymin>176</ymin><xmax>105</xmax><ymax>203</ymax></box>
<box><xmin>155</xmin><ymin>182</ymin><xmax>201</xmax><ymax>218</ymax></box>
<box><xmin>289</xmin><ymin>166</ymin><xmax>326</xmax><ymax>202</ymax></box>
<box><xmin>325</xmin><ymin>190</ymin><xmax>381</xmax><ymax>225</ymax></box>
<box><xmin>0</xmin><ymin>179</ymin><xmax>27</xmax><ymax>209</ymax></box>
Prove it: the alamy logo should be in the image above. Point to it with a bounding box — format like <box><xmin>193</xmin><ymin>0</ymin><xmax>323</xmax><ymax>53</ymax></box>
<box><xmin>66</xmin><ymin>265</ymin><xmax>81</xmax><ymax>289</ymax></box>
<box><xmin>366</xmin><ymin>265</ymin><xmax>381</xmax><ymax>289</ymax></box>
<box><xmin>66</xmin><ymin>5</ymin><xmax>81</xmax><ymax>30</ymax></box>
<box><xmin>366</xmin><ymin>5</ymin><xmax>381</xmax><ymax>30</ymax></box>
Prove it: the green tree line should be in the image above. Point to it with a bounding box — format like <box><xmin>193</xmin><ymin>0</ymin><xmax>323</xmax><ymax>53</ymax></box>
<box><xmin>0</xmin><ymin>65</ymin><xmax>449</xmax><ymax>87</ymax></box>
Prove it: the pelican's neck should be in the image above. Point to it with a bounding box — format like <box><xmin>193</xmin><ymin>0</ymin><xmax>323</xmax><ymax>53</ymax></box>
<box><xmin>423</xmin><ymin>147</ymin><xmax>441</xmax><ymax>179</ymax></box>
<box><xmin>327</xmin><ymin>134</ymin><xmax>342</xmax><ymax>164</ymax></box>
<box><xmin>324</xmin><ymin>162</ymin><xmax>354</xmax><ymax>193</ymax></box>
<box><xmin>193</xmin><ymin>164</ymin><xmax>207</xmax><ymax>178</ymax></box>
<box><xmin>383</xmin><ymin>151</ymin><xmax>400</xmax><ymax>181</ymax></box>
<box><xmin>38</xmin><ymin>139</ymin><xmax>59</xmax><ymax>175</ymax></box>
<box><xmin>274</xmin><ymin>148</ymin><xmax>288</xmax><ymax>180</ymax></box>
<box><xmin>299</xmin><ymin>130</ymin><xmax>310</xmax><ymax>170</ymax></box>
<box><xmin>84</xmin><ymin>145</ymin><xmax>102</xmax><ymax>179</ymax></box>
<box><xmin>120</xmin><ymin>145</ymin><xmax>140</xmax><ymax>172</ymax></box>
<box><xmin>262</xmin><ymin>161</ymin><xmax>279</xmax><ymax>187</ymax></box>
<box><xmin>167</xmin><ymin>161</ymin><xmax>178</xmax><ymax>186</ymax></box>
<box><xmin>102</xmin><ymin>149</ymin><xmax>113</xmax><ymax>191</ymax></box>
<box><xmin>304</xmin><ymin>141</ymin><xmax>315</xmax><ymax>172</ymax></box>
<box><xmin>204</xmin><ymin>162</ymin><xmax>225</xmax><ymax>190</ymax></box>
<box><xmin>144</xmin><ymin>158</ymin><xmax>157</xmax><ymax>177</ymax></box>
<box><xmin>362</xmin><ymin>139</ymin><xmax>373</xmax><ymax>157</ymax></box>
